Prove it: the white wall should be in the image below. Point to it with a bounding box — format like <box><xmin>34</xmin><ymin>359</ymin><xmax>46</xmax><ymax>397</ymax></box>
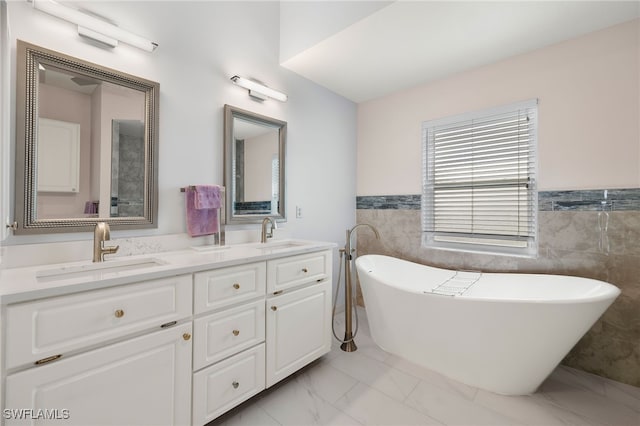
<box><xmin>1</xmin><ymin>1</ymin><xmax>357</xmax><ymax>266</ymax></box>
<box><xmin>0</xmin><ymin>0</ymin><xmax>10</xmax><ymax>241</ymax></box>
<box><xmin>357</xmin><ymin>19</ymin><xmax>640</xmax><ymax>195</ymax></box>
<box><xmin>36</xmin><ymin>84</ymin><xmax>92</xmax><ymax>219</ymax></box>
<box><xmin>97</xmin><ymin>83</ymin><xmax>146</xmax><ymax>217</ymax></box>
<box><xmin>244</xmin><ymin>131</ymin><xmax>278</xmax><ymax>202</ymax></box>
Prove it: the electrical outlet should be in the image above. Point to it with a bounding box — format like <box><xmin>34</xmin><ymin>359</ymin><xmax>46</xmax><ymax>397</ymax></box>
<box><xmin>296</xmin><ymin>206</ymin><xmax>303</xmax><ymax>218</ymax></box>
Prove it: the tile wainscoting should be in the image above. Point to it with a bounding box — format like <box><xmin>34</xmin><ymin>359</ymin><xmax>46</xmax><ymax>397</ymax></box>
<box><xmin>355</xmin><ymin>190</ymin><xmax>640</xmax><ymax>388</ymax></box>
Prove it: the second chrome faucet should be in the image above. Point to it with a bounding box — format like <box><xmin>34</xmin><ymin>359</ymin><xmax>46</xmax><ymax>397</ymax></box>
<box><xmin>93</xmin><ymin>222</ymin><xmax>119</xmax><ymax>262</ymax></box>
<box><xmin>261</xmin><ymin>217</ymin><xmax>277</xmax><ymax>243</ymax></box>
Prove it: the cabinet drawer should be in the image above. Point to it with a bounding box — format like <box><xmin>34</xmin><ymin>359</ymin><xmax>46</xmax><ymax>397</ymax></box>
<box><xmin>192</xmin><ymin>343</ymin><xmax>265</xmax><ymax>425</ymax></box>
<box><xmin>5</xmin><ymin>275</ymin><xmax>192</xmax><ymax>370</ymax></box>
<box><xmin>267</xmin><ymin>250</ymin><xmax>331</xmax><ymax>294</ymax></box>
<box><xmin>193</xmin><ymin>299</ymin><xmax>265</xmax><ymax>370</ymax></box>
<box><xmin>194</xmin><ymin>262</ymin><xmax>266</xmax><ymax>314</ymax></box>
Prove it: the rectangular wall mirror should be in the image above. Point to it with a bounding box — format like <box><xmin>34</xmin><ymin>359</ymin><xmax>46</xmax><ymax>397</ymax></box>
<box><xmin>223</xmin><ymin>105</ymin><xmax>286</xmax><ymax>224</ymax></box>
<box><xmin>14</xmin><ymin>40</ymin><xmax>159</xmax><ymax>234</ymax></box>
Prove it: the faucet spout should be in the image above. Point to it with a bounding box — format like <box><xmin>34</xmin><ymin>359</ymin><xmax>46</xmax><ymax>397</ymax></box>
<box><xmin>93</xmin><ymin>222</ymin><xmax>120</xmax><ymax>262</ymax></box>
<box><xmin>261</xmin><ymin>217</ymin><xmax>277</xmax><ymax>243</ymax></box>
<box><xmin>345</xmin><ymin>223</ymin><xmax>380</xmax><ymax>254</ymax></box>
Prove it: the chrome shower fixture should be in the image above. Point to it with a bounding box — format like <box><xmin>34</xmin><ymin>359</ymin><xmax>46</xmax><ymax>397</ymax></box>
<box><xmin>334</xmin><ymin>223</ymin><xmax>380</xmax><ymax>352</ymax></box>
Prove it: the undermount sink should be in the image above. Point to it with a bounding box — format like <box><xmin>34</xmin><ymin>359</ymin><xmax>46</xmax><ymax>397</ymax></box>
<box><xmin>36</xmin><ymin>257</ymin><xmax>166</xmax><ymax>281</ymax></box>
<box><xmin>256</xmin><ymin>240</ymin><xmax>311</xmax><ymax>252</ymax></box>
<box><xmin>191</xmin><ymin>245</ymin><xmax>232</xmax><ymax>253</ymax></box>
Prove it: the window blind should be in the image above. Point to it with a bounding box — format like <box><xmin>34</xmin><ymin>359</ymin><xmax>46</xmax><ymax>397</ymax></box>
<box><xmin>422</xmin><ymin>100</ymin><xmax>538</xmax><ymax>256</ymax></box>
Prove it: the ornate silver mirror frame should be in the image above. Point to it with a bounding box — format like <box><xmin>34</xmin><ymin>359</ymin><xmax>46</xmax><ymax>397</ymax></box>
<box><xmin>223</xmin><ymin>104</ymin><xmax>286</xmax><ymax>224</ymax></box>
<box><xmin>14</xmin><ymin>40</ymin><xmax>159</xmax><ymax>234</ymax></box>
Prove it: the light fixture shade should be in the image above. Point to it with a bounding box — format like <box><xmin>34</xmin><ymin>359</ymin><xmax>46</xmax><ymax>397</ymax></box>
<box><xmin>230</xmin><ymin>75</ymin><xmax>288</xmax><ymax>102</ymax></box>
<box><xmin>78</xmin><ymin>26</ymin><xmax>118</xmax><ymax>48</ymax></box>
<box><xmin>32</xmin><ymin>0</ymin><xmax>158</xmax><ymax>52</ymax></box>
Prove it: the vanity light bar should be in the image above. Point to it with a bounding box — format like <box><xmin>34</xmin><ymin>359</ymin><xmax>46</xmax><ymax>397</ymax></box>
<box><xmin>230</xmin><ymin>75</ymin><xmax>288</xmax><ymax>102</ymax></box>
<box><xmin>78</xmin><ymin>26</ymin><xmax>118</xmax><ymax>48</ymax></box>
<box><xmin>31</xmin><ymin>0</ymin><xmax>158</xmax><ymax>52</ymax></box>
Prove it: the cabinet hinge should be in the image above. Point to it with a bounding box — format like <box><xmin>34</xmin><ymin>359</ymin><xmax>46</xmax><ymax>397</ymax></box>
<box><xmin>160</xmin><ymin>321</ymin><xmax>177</xmax><ymax>329</ymax></box>
<box><xmin>35</xmin><ymin>354</ymin><xmax>62</xmax><ymax>365</ymax></box>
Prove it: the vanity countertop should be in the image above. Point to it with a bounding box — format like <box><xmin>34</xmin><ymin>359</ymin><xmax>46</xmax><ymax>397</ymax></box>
<box><xmin>0</xmin><ymin>239</ymin><xmax>336</xmax><ymax>304</ymax></box>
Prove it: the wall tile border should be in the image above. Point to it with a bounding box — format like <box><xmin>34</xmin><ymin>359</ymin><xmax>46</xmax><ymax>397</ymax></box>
<box><xmin>357</xmin><ymin>189</ymin><xmax>640</xmax><ymax>211</ymax></box>
<box><xmin>356</xmin><ymin>195</ymin><xmax>422</xmax><ymax>210</ymax></box>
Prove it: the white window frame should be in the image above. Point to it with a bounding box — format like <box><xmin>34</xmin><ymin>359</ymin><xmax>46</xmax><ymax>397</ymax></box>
<box><xmin>422</xmin><ymin>99</ymin><xmax>538</xmax><ymax>257</ymax></box>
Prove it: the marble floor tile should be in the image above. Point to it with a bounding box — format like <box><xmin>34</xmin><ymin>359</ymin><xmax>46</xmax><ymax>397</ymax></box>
<box><xmin>328</xmin><ymin>348</ymin><xmax>420</xmax><ymax>402</ymax></box>
<box><xmin>537</xmin><ymin>374</ymin><xmax>640</xmax><ymax>426</ymax></box>
<box><xmin>553</xmin><ymin>365</ymin><xmax>640</xmax><ymax>414</ymax></box>
<box><xmin>405</xmin><ymin>380</ymin><xmax>524</xmax><ymax>426</ymax></box>
<box><xmin>474</xmin><ymin>389</ymin><xmax>601</xmax><ymax>426</ymax></box>
<box><xmin>603</xmin><ymin>378</ymin><xmax>640</xmax><ymax>414</ymax></box>
<box><xmin>331</xmin><ymin>310</ymin><xmax>389</xmax><ymax>363</ymax></box>
<box><xmin>208</xmin><ymin>398</ymin><xmax>280</xmax><ymax>426</ymax></box>
<box><xmin>383</xmin><ymin>353</ymin><xmax>478</xmax><ymax>401</ymax></box>
<box><xmin>257</xmin><ymin>373</ymin><xmax>362</xmax><ymax>426</ymax></box>
<box><xmin>334</xmin><ymin>382</ymin><xmax>442</xmax><ymax>425</ymax></box>
<box><xmin>294</xmin><ymin>358</ymin><xmax>359</xmax><ymax>404</ymax></box>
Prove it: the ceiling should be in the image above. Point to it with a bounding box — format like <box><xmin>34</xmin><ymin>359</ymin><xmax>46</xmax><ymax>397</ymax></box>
<box><xmin>281</xmin><ymin>1</ymin><xmax>640</xmax><ymax>103</ymax></box>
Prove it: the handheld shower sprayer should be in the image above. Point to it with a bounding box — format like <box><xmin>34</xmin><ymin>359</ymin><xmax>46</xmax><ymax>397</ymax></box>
<box><xmin>598</xmin><ymin>189</ymin><xmax>610</xmax><ymax>255</ymax></box>
<box><xmin>332</xmin><ymin>223</ymin><xmax>380</xmax><ymax>352</ymax></box>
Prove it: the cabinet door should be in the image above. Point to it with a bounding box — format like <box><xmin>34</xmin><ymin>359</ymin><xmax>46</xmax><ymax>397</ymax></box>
<box><xmin>266</xmin><ymin>281</ymin><xmax>331</xmax><ymax>387</ymax></box>
<box><xmin>37</xmin><ymin>118</ymin><xmax>80</xmax><ymax>193</ymax></box>
<box><xmin>5</xmin><ymin>323</ymin><xmax>192</xmax><ymax>426</ymax></box>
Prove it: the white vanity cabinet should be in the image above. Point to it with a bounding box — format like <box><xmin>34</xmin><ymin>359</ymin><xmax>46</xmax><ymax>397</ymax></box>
<box><xmin>5</xmin><ymin>323</ymin><xmax>193</xmax><ymax>426</ymax></box>
<box><xmin>5</xmin><ymin>275</ymin><xmax>193</xmax><ymax>369</ymax></box>
<box><xmin>265</xmin><ymin>251</ymin><xmax>333</xmax><ymax>387</ymax></box>
<box><xmin>3</xmin><ymin>275</ymin><xmax>193</xmax><ymax>426</ymax></box>
<box><xmin>1</xmin><ymin>243</ymin><xmax>334</xmax><ymax>426</ymax></box>
<box><xmin>191</xmin><ymin>262</ymin><xmax>267</xmax><ymax>425</ymax></box>
<box><xmin>192</xmin><ymin>251</ymin><xmax>333</xmax><ymax>424</ymax></box>
<box><xmin>266</xmin><ymin>280</ymin><xmax>332</xmax><ymax>387</ymax></box>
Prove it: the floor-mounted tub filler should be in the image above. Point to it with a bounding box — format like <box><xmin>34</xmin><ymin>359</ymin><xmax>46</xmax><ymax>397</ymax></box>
<box><xmin>355</xmin><ymin>255</ymin><xmax>621</xmax><ymax>395</ymax></box>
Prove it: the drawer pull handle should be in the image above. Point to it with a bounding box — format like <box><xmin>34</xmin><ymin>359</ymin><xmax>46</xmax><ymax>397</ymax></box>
<box><xmin>35</xmin><ymin>354</ymin><xmax>62</xmax><ymax>365</ymax></box>
<box><xmin>114</xmin><ymin>309</ymin><xmax>125</xmax><ymax>318</ymax></box>
<box><xmin>232</xmin><ymin>329</ymin><xmax>240</xmax><ymax>336</ymax></box>
<box><xmin>183</xmin><ymin>333</ymin><xmax>191</xmax><ymax>341</ymax></box>
<box><xmin>271</xmin><ymin>306</ymin><xmax>277</xmax><ymax>311</ymax></box>
<box><xmin>232</xmin><ymin>381</ymin><xmax>239</xmax><ymax>389</ymax></box>
<box><xmin>302</xmin><ymin>268</ymin><xmax>309</xmax><ymax>273</ymax></box>
<box><xmin>233</xmin><ymin>283</ymin><xmax>240</xmax><ymax>289</ymax></box>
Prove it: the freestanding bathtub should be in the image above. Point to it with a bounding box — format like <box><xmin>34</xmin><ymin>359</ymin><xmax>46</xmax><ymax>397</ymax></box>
<box><xmin>355</xmin><ymin>255</ymin><xmax>621</xmax><ymax>395</ymax></box>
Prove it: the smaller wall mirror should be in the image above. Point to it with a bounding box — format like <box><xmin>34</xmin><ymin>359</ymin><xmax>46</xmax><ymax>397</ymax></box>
<box><xmin>224</xmin><ymin>105</ymin><xmax>286</xmax><ymax>224</ymax></box>
<box><xmin>14</xmin><ymin>41</ymin><xmax>159</xmax><ymax>234</ymax></box>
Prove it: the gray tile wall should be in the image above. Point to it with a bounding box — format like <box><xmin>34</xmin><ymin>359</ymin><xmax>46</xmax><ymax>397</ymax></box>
<box><xmin>355</xmin><ymin>190</ymin><xmax>640</xmax><ymax>388</ymax></box>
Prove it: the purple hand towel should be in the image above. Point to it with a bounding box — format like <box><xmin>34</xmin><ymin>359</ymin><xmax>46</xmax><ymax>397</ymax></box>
<box><xmin>186</xmin><ymin>188</ymin><xmax>220</xmax><ymax>237</ymax></box>
<box><xmin>194</xmin><ymin>185</ymin><xmax>222</xmax><ymax>210</ymax></box>
<box><xmin>84</xmin><ymin>201</ymin><xmax>98</xmax><ymax>214</ymax></box>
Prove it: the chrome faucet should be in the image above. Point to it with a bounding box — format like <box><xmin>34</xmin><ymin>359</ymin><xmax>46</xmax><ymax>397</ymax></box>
<box><xmin>93</xmin><ymin>222</ymin><xmax>119</xmax><ymax>262</ymax></box>
<box><xmin>341</xmin><ymin>223</ymin><xmax>380</xmax><ymax>352</ymax></box>
<box><xmin>261</xmin><ymin>217</ymin><xmax>277</xmax><ymax>243</ymax></box>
